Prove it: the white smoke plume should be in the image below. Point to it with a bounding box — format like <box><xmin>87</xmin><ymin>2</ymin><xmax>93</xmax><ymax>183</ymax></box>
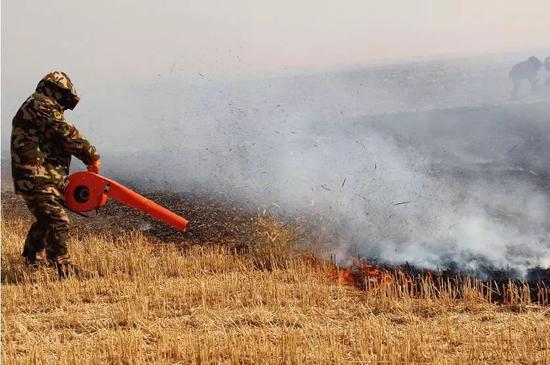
<box><xmin>77</xmin><ymin>56</ymin><xmax>550</xmax><ymax>275</ymax></box>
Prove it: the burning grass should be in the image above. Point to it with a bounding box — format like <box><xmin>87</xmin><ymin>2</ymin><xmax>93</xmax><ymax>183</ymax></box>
<box><xmin>2</xmin><ymin>194</ymin><xmax>550</xmax><ymax>364</ymax></box>
<box><xmin>325</xmin><ymin>259</ymin><xmax>549</xmax><ymax>306</ymax></box>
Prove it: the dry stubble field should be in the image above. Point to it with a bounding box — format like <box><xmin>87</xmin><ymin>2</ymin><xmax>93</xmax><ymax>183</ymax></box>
<box><xmin>1</xmin><ymin>194</ymin><xmax>549</xmax><ymax>364</ymax></box>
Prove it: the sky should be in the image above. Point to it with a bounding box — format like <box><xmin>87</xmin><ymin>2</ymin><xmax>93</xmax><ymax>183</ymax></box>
<box><xmin>2</xmin><ymin>0</ymin><xmax>549</xmax><ymax>83</ymax></box>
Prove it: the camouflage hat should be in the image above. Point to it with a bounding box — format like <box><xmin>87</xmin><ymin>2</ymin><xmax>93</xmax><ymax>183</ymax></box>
<box><xmin>36</xmin><ymin>71</ymin><xmax>80</xmax><ymax>110</ymax></box>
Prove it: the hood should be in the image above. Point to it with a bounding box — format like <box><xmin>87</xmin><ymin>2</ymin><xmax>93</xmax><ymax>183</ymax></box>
<box><xmin>36</xmin><ymin>71</ymin><xmax>80</xmax><ymax>110</ymax></box>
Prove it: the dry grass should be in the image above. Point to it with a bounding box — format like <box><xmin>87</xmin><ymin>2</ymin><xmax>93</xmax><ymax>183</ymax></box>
<box><xmin>2</xmin><ymin>213</ymin><xmax>549</xmax><ymax>364</ymax></box>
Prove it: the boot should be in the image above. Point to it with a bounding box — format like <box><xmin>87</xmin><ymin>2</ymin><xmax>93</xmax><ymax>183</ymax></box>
<box><xmin>22</xmin><ymin>251</ymin><xmax>48</xmax><ymax>270</ymax></box>
<box><xmin>24</xmin><ymin>256</ymin><xmax>46</xmax><ymax>270</ymax></box>
<box><xmin>54</xmin><ymin>261</ymin><xmax>81</xmax><ymax>279</ymax></box>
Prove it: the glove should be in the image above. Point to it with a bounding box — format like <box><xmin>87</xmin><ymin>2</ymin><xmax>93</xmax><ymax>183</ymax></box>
<box><xmin>87</xmin><ymin>160</ymin><xmax>101</xmax><ymax>173</ymax></box>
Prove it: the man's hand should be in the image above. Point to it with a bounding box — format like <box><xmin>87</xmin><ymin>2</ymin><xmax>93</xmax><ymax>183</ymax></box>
<box><xmin>87</xmin><ymin>160</ymin><xmax>101</xmax><ymax>173</ymax></box>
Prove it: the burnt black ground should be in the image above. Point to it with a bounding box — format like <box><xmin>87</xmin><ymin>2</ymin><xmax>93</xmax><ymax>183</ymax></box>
<box><xmin>1</xmin><ymin>189</ymin><xmax>263</xmax><ymax>248</ymax></box>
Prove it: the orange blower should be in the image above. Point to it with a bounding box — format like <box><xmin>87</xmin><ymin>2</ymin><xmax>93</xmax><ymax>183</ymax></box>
<box><xmin>65</xmin><ymin>171</ymin><xmax>189</xmax><ymax>231</ymax></box>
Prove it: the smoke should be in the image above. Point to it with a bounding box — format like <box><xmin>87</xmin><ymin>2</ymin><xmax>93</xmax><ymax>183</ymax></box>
<box><xmin>95</xmin><ymin>55</ymin><xmax>550</xmax><ymax>275</ymax></box>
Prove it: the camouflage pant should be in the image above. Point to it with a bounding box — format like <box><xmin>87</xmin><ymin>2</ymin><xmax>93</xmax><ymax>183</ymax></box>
<box><xmin>22</xmin><ymin>193</ymin><xmax>70</xmax><ymax>264</ymax></box>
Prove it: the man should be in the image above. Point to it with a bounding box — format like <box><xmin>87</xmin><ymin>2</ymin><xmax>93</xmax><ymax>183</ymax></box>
<box><xmin>509</xmin><ymin>56</ymin><xmax>543</xmax><ymax>99</ymax></box>
<box><xmin>11</xmin><ymin>71</ymin><xmax>101</xmax><ymax>278</ymax></box>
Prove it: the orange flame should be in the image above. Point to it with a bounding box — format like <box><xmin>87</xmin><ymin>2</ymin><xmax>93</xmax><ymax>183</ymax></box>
<box><xmin>327</xmin><ymin>259</ymin><xmax>394</xmax><ymax>292</ymax></box>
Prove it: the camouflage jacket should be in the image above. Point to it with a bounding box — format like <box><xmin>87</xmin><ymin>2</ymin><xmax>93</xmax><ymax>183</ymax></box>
<box><xmin>11</xmin><ymin>92</ymin><xmax>99</xmax><ymax>198</ymax></box>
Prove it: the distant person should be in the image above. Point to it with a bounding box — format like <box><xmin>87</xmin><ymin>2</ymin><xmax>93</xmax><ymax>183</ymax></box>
<box><xmin>10</xmin><ymin>71</ymin><xmax>101</xmax><ymax>278</ymax></box>
<box><xmin>509</xmin><ymin>56</ymin><xmax>543</xmax><ymax>99</ymax></box>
